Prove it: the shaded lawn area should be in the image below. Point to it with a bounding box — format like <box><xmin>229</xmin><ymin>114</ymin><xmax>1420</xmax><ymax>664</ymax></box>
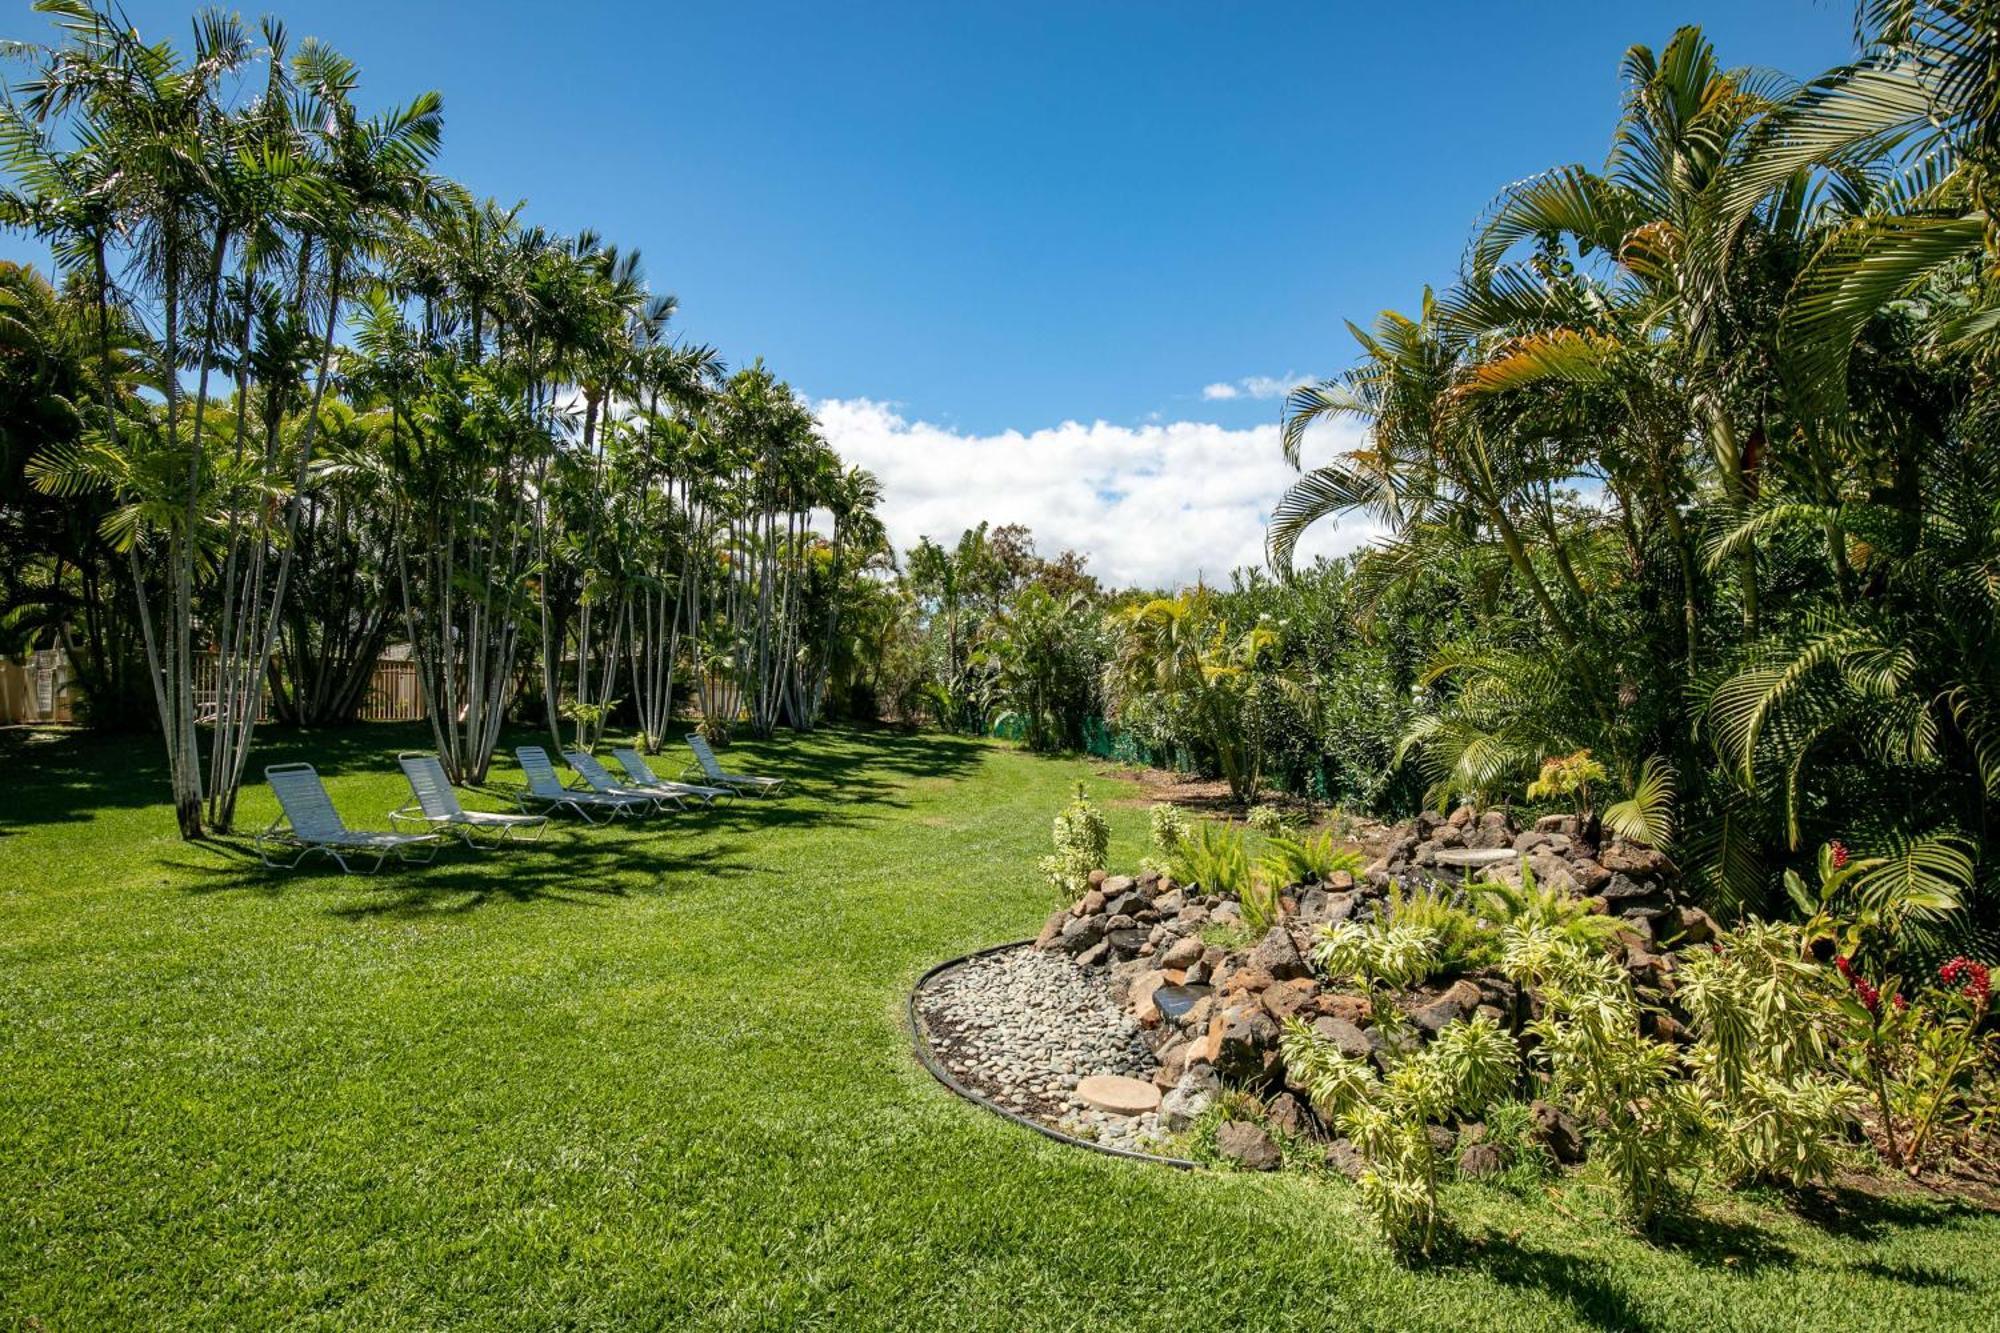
<box><xmin>2</xmin><ymin>723</ymin><xmax>1996</xmax><ymax>1331</ymax></box>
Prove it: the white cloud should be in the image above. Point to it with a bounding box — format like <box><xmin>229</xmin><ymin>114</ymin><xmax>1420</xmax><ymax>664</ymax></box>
<box><xmin>812</xmin><ymin>398</ymin><xmax>1381</xmax><ymax>589</ymax></box>
<box><xmin>1204</xmin><ymin>372</ymin><xmax>1312</xmax><ymax>402</ymax></box>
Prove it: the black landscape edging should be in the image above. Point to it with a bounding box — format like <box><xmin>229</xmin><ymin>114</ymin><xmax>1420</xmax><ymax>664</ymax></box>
<box><xmin>908</xmin><ymin>938</ymin><xmax>1202</xmax><ymax>1171</ymax></box>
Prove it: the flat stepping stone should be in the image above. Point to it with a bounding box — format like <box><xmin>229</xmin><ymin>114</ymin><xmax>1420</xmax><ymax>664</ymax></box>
<box><xmin>1075</xmin><ymin>1074</ymin><xmax>1161</xmax><ymax>1116</ymax></box>
<box><xmin>1433</xmin><ymin>848</ymin><xmax>1517</xmax><ymax>868</ymax></box>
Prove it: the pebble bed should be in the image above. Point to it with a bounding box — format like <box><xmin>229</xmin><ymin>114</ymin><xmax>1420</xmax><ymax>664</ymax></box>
<box><xmin>915</xmin><ymin>945</ymin><xmax>1167</xmax><ymax>1152</ymax></box>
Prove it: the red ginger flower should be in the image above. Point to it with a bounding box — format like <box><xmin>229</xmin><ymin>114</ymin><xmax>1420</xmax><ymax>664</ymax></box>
<box><xmin>1835</xmin><ymin>955</ymin><xmax>1855</xmax><ymax>981</ymax></box>
<box><xmin>1830</xmin><ymin>840</ymin><xmax>1850</xmax><ymax>869</ymax></box>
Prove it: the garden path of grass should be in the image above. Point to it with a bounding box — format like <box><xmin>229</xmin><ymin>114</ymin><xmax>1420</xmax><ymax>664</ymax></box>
<box><xmin>2</xmin><ymin>723</ymin><xmax>1996</xmax><ymax>1330</ymax></box>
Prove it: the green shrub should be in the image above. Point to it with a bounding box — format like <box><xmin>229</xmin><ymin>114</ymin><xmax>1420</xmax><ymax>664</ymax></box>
<box><xmin>1677</xmin><ymin>921</ymin><xmax>1854</xmax><ymax>1187</ymax></box>
<box><xmin>1476</xmin><ymin>861</ymin><xmax>1620</xmax><ymax>953</ymax></box>
<box><xmin>1169</xmin><ymin>818</ymin><xmax>1253</xmax><ymax>901</ymax></box>
<box><xmin>1038</xmin><ymin>783</ymin><xmax>1109</xmax><ymax>899</ymax></box>
<box><xmin>1245</xmin><ymin>803</ymin><xmax>1287</xmax><ymax>835</ymax></box>
<box><xmin>1282</xmin><ymin>1013</ymin><xmax>1518</xmax><ymax>1256</ymax></box>
<box><xmin>1147</xmin><ymin>802</ymin><xmax>1193</xmax><ymax>862</ymax></box>
<box><xmin>1384</xmin><ymin>881</ymin><xmax>1500</xmax><ymax>976</ymax></box>
<box><xmin>1502</xmin><ymin>926</ymin><xmax>1703</xmax><ymax>1228</ymax></box>
<box><xmin>1478</xmin><ymin>1098</ymin><xmax>1556</xmax><ymax>1193</ymax></box>
<box><xmin>1260</xmin><ymin>831</ymin><xmax>1364</xmax><ymax>888</ymax></box>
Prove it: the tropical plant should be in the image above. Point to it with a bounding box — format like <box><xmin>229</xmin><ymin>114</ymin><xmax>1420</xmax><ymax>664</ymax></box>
<box><xmin>1259</xmin><ymin>831</ymin><xmax>1364</xmax><ymax>888</ymax></box>
<box><xmin>1281</xmin><ymin>1012</ymin><xmax>1518</xmax><ymax>1256</ymax></box>
<box><xmin>1503</xmin><ymin>926</ymin><xmax>1704</xmax><ymax>1227</ymax></box>
<box><xmin>1038</xmin><ymin>782</ymin><xmax>1109</xmax><ymax>900</ymax></box>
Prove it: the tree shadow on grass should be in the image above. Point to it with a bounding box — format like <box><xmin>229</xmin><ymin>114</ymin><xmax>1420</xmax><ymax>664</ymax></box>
<box><xmin>1781</xmin><ymin>1178</ymin><xmax>1988</xmax><ymax>1242</ymax></box>
<box><xmin>167</xmin><ymin>816</ymin><xmax>779</xmax><ymax>920</ymax></box>
<box><xmin>1443</xmin><ymin>1231</ymin><xmax>1659</xmax><ymax>1333</ymax></box>
<box><xmin>0</xmin><ymin>720</ymin><xmax>987</xmax><ymax>840</ymax></box>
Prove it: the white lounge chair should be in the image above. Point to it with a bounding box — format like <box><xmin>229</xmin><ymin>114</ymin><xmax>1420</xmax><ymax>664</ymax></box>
<box><xmin>258</xmin><ymin>762</ymin><xmax>441</xmax><ymax>873</ymax></box>
<box><xmin>391</xmin><ymin>752</ymin><xmax>549</xmax><ymax>847</ymax></box>
<box><xmin>565</xmin><ymin>749</ymin><xmax>683</xmax><ymax>813</ymax></box>
<box><xmin>611</xmin><ymin>747</ymin><xmax>733</xmax><ymax>806</ymax></box>
<box><xmin>513</xmin><ymin>746</ymin><xmax>653</xmax><ymax>823</ymax></box>
<box><xmin>684</xmin><ymin>733</ymin><xmax>784</xmax><ymax>796</ymax></box>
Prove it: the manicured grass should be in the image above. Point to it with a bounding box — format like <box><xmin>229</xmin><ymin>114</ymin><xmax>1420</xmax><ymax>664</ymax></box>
<box><xmin>2</xmin><ymin>723</ymin><xmax>1995</xmax><ymax>1330</ymax></box>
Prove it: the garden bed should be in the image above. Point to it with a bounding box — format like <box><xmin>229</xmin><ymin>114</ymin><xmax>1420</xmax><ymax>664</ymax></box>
<box><xmin>910</xmin><ymin>941</ymin><xmax>1196</xmax><ymax>1163</ymax></box>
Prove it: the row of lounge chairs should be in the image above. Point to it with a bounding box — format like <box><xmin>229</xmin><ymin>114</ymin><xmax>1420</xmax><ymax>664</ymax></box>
<box><xmin>256</xmin><ymin>735</ymin><xmax>784</xmax><ymax>874</ymax></box>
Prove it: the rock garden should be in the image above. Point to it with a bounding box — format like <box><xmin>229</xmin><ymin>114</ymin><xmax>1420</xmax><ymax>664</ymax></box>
<box><xmin>911</xmin><ymin>787</ymin><xmax>2000</xmax><ymax>1256</ymax></box>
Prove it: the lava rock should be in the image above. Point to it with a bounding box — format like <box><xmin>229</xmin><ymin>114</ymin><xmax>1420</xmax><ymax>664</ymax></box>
<box><xmin>1325</xmin><ymin>1137</ymin><xmax>1367</xmax><ymax>1178</ymax></box>
<box><xmin>1249</xmin><ymin>926</ymin><xmax>1310</xmax><ymax>981</ymax></box>
<box><xmin>1260</xmin><ymin>978</ymin><xmax>1318</xmax><ymax>1023</ymax></box>
<box><xmin>1459</xmin><ymin>1142</ymin><xmax>1507</xmax><ymax>1178</ymax></box>
<box><xmin>1216</xmin><ymin>1120</ymin><xmax>1283</xmax><ymax>1171</ymax></box>
<box><xmin>1159</xmin><ymin>1066</ymin><xmax>1219</xmax><ymax>1131</ymax></box>
<box><xmin>1531</xmin><ymin>1099</ymin><xmax>1586</xmax><ymax>1164</ymax></box>
<box><xmin>1310</xmin><ymin>1015</ymin><xmax>1372</xmax><ymax>1061</ymax></box>
<box><xmin>1265</xmin><ymin>1091</ymin><xmax>1312</xmax><ymax>1138</ymax></box>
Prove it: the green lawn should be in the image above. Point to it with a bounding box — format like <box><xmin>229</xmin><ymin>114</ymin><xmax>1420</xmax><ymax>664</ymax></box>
<box><xmin>2</xmin><ymin>723</ymin><xmax>1995</xmax><ymax>1330</ymax></box>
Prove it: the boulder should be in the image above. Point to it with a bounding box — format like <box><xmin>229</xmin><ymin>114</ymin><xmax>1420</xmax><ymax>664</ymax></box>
<box><xmin>1406</xmin><ymin>979</ymin><xmax>1484</xmax><ymax>1035</ymax></box>
<box><xmin>1265</xmin><ymin>1091</ymin><xmax>1312</xmax><ymax>1138</ymax></box>
<box><xmin>1534</xmin><ymin>813</ymin><xmax>1577</xmax><ymax>836</ymax></box>
<box><xmin>1567</xmin><ymin>856</ymin><xmax>1612</xmax><ymax>891</ymax></box>
<box><xmin>1527</xmin><ymin>851</ymin><xmax>1581</xmax><ymax>894</ymax></box>
<box><xmin>1152</xmin><ymin>1038</ymin><xmax>1189</xmax><ymax>1090</ymax></box>
<box><xmin>1184</xmin><ymin>958</ymin><xmax>1212</xmax><ymax>986</ymax></box>
<box><xmin>1217</xmin><ymin>963</ymin><xmax>1276</xmax><ymax>999</ymax></box>
<box><xmin>1260</xmin><ymin>978</ymin><xmax>1318</xmax><ymax>1023</ymax></box>
<box><xmin>1088</xmin><ymin>868</ymin><xmax>1109</xmax><ymax>888</ymax></box>
<box><xmin>1105</xmin><ymin>891</ymin><xmax>1145</xmax><ymax>919</ymax></box>
<box><xmin>1459</xmin><ymin>1142</ymin><xmax>1507</xmax><ymax>1179</ymax></box>
<box><xmin>1324</xmin><ymin>1137</ymin><xmax>1367</xmax><ymax>1179</ymax></box>
<box><xmin>1316</xmin><ymin>992</ymin><xmax>1372</xmax><ymax>1025</ymax></box>
<box><xmin>1102</xmin><ymin>874</ymin><xmax>1137</xmax><ymax>896</ymax></box>
<box><xmin>1426</xmin><ymin>1124</ymin><xmax>1458</xmax><ymax>1156</ymax></box>
<box><xmin>1672</xmin><ymin>905</ymin><xmax>1718</xmax><ymax>946</ymax></box>
<box><xmin>1599</xmin><ymin>872</ymin><xmax>1660</xmax><ymax>903</ymax></box>
<box><xmin>1055</xmin><ymin>912</ymin><xmax>1101</xmax><ymax>953</ymax></box>
<box><xmin>1154</xmin><ymin>889</ymin><xmax>1186</xmax><ymax>915</ymax></box>
<box><xmin>1033</xmin><ymin>909</ymin><xmax>1069</xmax><ymax>950</ymax></box>
<box><xmin>1310</xmin><ymin>1015</ymin><xmax>1372</xmax><ymax>1061</ymax></box>
<box><xmin>1327</xmin><ymin>869</ymin><xmax>1356</xmax><ymax>891</ymax></box>
<box><xmin>1159</xmin><ymin>1065</ymin><xmax>1219</xmax><ymax>1131</ymax></box>
<box><xmin>1599</xmin><ymin>841</ymin><xmax>1667</xmax><ymax>877</ymax></box>
<box><xmin>1448</xmin><ymin>803</ymin><xmax>1476</xmax><ymax>828</ymax></box>
<box><xmin>1216</xmin><ymin>1120</ymin><xmax>1283</xmax><ymax>1171</ymax></box>
<box><xmin>1074</xmin><ymin>940</ymin><xmax>1109</xmax><ymax>968</ymax></box>
<box><xmin>1130</xmin><ymin>969</ymin><xmax>1171</xmax><ymax>1025</ymax></box>
<box><xmin>1160</xmin><ymin>935</ymin><xmax>1206</xmax><ymax>970</ymax></box>
<box><xmin>1248</xmin><ymin>926</ymin><xmax>1311</xmax><ymax>981</ymax></box>
<box><xmin>1513</xmin><ymin>829</ymin><xmax>1551</xmax><ymax>855</ymax></box>
<box><xmin>1107</xmin><ymin>958</ymin><xmax>1151</xmax><ymax>1005</ymax></box>
<box><xmin>1211</xmin><ymin>1003</ymin><xmax>1282</xmax><ymax>1082</ymax></box>
<box><xmin>1530</xmin><ymin>1099</ymin><xmax>1586</xmax><ymax>1164</ymax></box>
<box><xmin>1073</xmin><ymin>889</ymin><xmax>1106</xmax><ymax>917</ymax></box>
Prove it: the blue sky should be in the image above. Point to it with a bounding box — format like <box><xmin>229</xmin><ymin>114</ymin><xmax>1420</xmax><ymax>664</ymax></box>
<box><xmin>3</xmin><ymin>1</ymin><xmax>1862</xmax><ymax>584</ymax></box>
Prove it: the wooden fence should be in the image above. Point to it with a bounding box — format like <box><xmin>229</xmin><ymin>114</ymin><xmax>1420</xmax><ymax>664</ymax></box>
<box><xmin>5</xmin><ymin>652</ymin><xmax>431</xmax><ymax>726</ymax></box>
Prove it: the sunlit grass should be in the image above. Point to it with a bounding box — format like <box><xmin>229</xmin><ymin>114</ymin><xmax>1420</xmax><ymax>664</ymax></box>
<box><xmin>1</xmin><ymin>723</ymin><xmax>1994</xmax><ymax>1329</ymax></box>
